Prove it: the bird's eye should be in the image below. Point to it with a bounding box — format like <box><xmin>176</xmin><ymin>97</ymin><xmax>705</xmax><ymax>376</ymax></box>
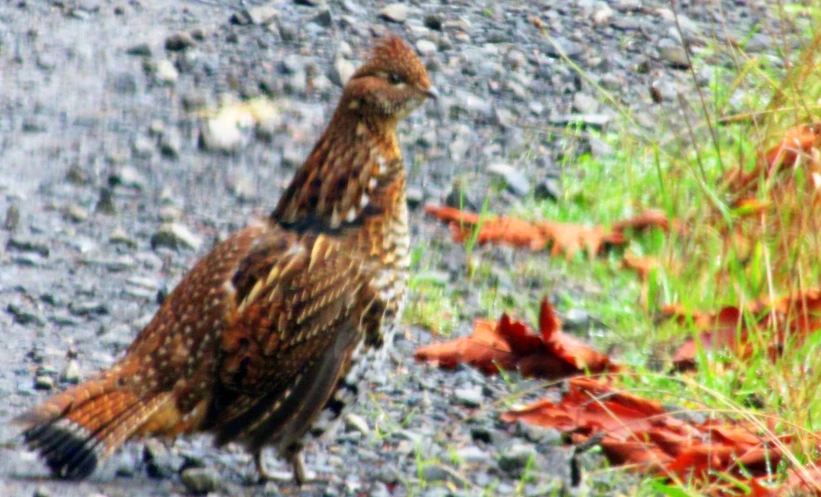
<box><xmin>387</xmin><ymin>73</ymin><xmax>402</xmax><ymax>85</ymax></box>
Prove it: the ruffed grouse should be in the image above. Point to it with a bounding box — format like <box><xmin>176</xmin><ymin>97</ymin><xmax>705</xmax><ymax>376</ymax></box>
<box><xmin>15</xmin><ymin>36</ymin><xmax>437</xmax><ymax>484</ymax></box>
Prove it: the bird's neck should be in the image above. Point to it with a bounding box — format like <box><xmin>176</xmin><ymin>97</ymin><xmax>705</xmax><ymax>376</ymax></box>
<box><xmin>271</xmin><ymin>109</ymin><xmax>407</xmax><ymax>234</ymax></box>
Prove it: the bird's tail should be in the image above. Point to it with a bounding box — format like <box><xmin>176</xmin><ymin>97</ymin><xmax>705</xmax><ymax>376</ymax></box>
<box><xmin>13</xmin><ymin>368</ymin><xmax>173</xmax><ymax>480</ymax></box>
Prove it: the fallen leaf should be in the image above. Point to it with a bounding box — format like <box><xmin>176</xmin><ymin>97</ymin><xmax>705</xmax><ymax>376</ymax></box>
<box><xmin>667</xmin><ymin>289</ymin><xmax>821</xmax><ymax>370</ymax></box>
<box><xmin>416</xmin><ymin>299</ymin><xmax>619</xmax><ymax>380</ymax></box>
<box><xmin>425</xmin><ymin>206</ymin><xmax>671</xmax><ymax>260</ymax></box>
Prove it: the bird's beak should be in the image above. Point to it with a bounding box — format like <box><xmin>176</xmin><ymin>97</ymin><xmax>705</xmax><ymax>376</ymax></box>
<box><xmin>423</xmin><ymin>87</ymin><xmax>439</xmax><ymax>100</ymax></box>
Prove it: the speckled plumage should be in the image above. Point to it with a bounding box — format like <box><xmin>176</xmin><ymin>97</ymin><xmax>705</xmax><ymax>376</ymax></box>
<box><xmin>14</xmin><ymin>36</ymin><xmax>436</xmax><ymax>484</ymax></box>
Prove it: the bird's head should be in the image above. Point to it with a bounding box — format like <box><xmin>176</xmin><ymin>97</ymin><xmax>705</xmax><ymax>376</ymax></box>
<box><xmin>341</xmin><ymin>36</ymin><xmax>438</xmax><ymax>123</ymax></box>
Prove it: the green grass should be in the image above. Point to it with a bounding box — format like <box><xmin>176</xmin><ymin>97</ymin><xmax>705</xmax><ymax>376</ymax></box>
<box><xmin>404</xmin><ymin>5</ymin><xmax>821</xmax><ymax>496</ymax></box>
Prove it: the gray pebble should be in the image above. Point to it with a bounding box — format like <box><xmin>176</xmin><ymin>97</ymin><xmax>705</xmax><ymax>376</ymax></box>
<box><xmin>416</xmin><ymin>39</ymin><xmax>437</xmax><ymax>56</ymax></box>
<box><xmin>69</xmin><ymin>301</ymin><xmax>109</xmax><ymax>316</ymax></box>
<box><xmin>95</xmin><ymin>187</ymin><xmax>117</xmax><ymax>215</ymax></box>
<box><xmin>126</xmin><ymin>43</ymin><xmax>152</xmax><ymax>56</ymax></box>
<box><xmin>456</xmin><ymin>446</ymin><xmax>492</xmax><ymax>465</ymax></box>
<box><xmin>34</xmin><ymin>376</ymin><xmax>54</xmax><ymax>390</ymax></box>
<box><xmin>659</xmin><ymin>43</ymin><xmax>690</xmax><ymax>69</ymax></box>
<box><xmin>63</xmin><ymin>203</ymin><xmax>89</xmax><ymax>223</ymax></box>
<box><xmin>563</xmin><ymin>308</ymin><xmax>590</xmax><ymax>330</ymax></box>
<box><xmin>498</xmin><ymin>443</ymin><xmax>537</xmax><ymax>475</ymax></box>
<box><xmin>159</xmin><ymin>130</ymin><xmax>181</xmax><ymax>159</ymax></box>
<box><xmin>111</xmin><ymin>72</ymin><xmax>138</xmax><ymax>94</ymax></box>
<box><xmin>453</xmin><ymin>387</ymin><xmax>483</xmax><ymax>408</ymax></box>
<box><xmin>199</xmin><ymin>117</ymin><xmax>247</xmax><ymax>153</ymax></box>
<box><xmin>165</xmin><ymin>32</ymin><xmax>196</xmax><ymax>51</ymax></box>
<box><xmin>181</xmin><ymin>467</ymin><xmax>220</xmax><ymax>495</ymax></box>
<box><xmin>33</xmin><ymin>487</ymin><xmax>52</xmax><ymax>497</ymax></box>
<box><xmin>421</xmin><ymin>463</ymin><xmax>449</xmax><ymax>483</ymax></box>
<box><xmin>109</xmin><ymin>228</ymin><xmax>137</xmax><ymax>248</ymax></box>
<box><xmin>333</xmin><ymin>57</ymin><xmax>356</xmax><ymax>87</ymax></box>
<box><xmin>151</xmin><ymin>223</ymin><xmax>203</xmax><ymax>251</ymax></box>
<box><xmin>380</xmin><ymin>3</ymin><xmax>408</xmax><ymax>23</ymax></box>
<box><xmin>154</xmin><ymin>59</ymin><xmax>179</xmax><ymax>85</ymax></box>
<box><xmin>61</xmin><ymin>360</ymin><xmax>82</xmax><ymax>384</ymax></box>
<box><xmin>344</xmin><ymin>413</ymin><xmax>370</xmax><ymax>435</ymax></box>
<box><xmin>7</xmin><ymin>237</ymin><xmax>50</xmax><ymax>257</ymax></box>
<box><xmin>4</xmin><ymin>204</ymin><xmax>20</xmax><ymax>231</ymax></box>
<box><xmin>247</xmin><ymin>4</ymin><xmax>278</xmax><ymax>25</ymax></box>
<box><xmin>487</xmin><ymin>163</ymin><xmax>531</xmax><ymax>197</ymax></box>
<box><xmin>311</xmin><ymin>8</ymin><xmax>333</xmax><ymax>28</ymax></box>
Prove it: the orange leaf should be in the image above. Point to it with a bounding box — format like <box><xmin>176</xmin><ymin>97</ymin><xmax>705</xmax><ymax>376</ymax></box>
<box><xmin>416</xmin><ymin>299</ymin><xmax>618</xmax><ymax>380</ymax></box>
<box><xmin>414</xmin><ymin>318</ymin><xmax>517</xmax><ymax>374</ymax></box>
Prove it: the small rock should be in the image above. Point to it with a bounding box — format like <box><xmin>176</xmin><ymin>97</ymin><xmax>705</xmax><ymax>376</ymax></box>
<box><xmin>487</xmin><ymin>163</ymin><xmax>530</xmax><ymax>197</ymax></box>
<box><xmin>548</xmin><ymin>113</ymin><xmax>612</xmax><ymax>130</ymax></box>
<box><xmin>69</xmin><ymin>301</ymin><xmax>109</xmax><ymax>317</ymax></box>
<box><xmin>453</xmin><ymin>387</ymin><xmax>483</xmax><ymax>408</ymax></box>
<box><xmin>95</xmin><ymin>187</ymin><xmax>117</xmax><ymax>215</ymax></box>
<box><xmin>591</xmin><ymin>5</ymin><xmax>614</xmax><ymax>24</ymax></box>
<box><xmin>34</xmin><ymin>376</ymin><xmax>54</xmax><ymax>390</ymax></box>
<box><xmin>131</xmin><ymin>135</ymin><xmax>155</xmax><ymax>159</ymax></box>
<box><xmin>33</xmin><ymin>487</ymin><xmax>52</xmax><ymax>497</ymax></box>
<box><xmin>589</xmin><ymin>137</ymin><xmax>614</xmax><ymax>158</ymax></box>
<box><xmin>415</xmin><ymin>39</ymin><xmax>437</xmax><ymax>56</ymax></box>
<box><xmin>247</xmin><ymin>4</ymin><xmax>278</xmax><ymax>25</ymax></box>
<box><xmin>456</xmin><ymin>446</ymin><xmax>492</xmax><ymax>465</ymax></box>
<box><xmin>109</xmin><ymin>228</ymin><xmax>137</xmax><ymax>248</ymax></box>
<box><xmin>64</xmin><ymin>203</ymin><xmax>89</xmax><ymax>223</ymax></box>
<box><xmin>572</xmin><ymin>92</ymin><xmax>599</xmax><ymax>114</ymax></box>
<box><xmin>199</xmin><ymin>117</ymin><xmax>247</xmax><ymax>153</ymax></box>
<box><xmin>111</xmin><ymin>72</ymin><xmax>138</xmax><ymax>94</ymax></box>
<box><xmin>180</xmin><ymin>467</ymin><xmax>220</xmax><ymax>495</ymax></box>
<box><xmin>227</xmin><ymin>175</ymin><xmax>258</xmax><ymax>202</ymax></box>
<box><xmin>563</xmin><ymin>308</ymin><xmax>590</xmax><ymax>330</ymax></box>
<box><xmin>7</xmin><ymin>236</ymin><xmax>49</xmax><ymax>257</ymax></box>
<box><xmin>380</xmin><ymin>3</ymin><xmax>408</xmax><ymax>23</ymax></box>
<box><xmin>516</xmin><ymin>420</ymin><xmax>561</xmax><ymax>445</ymax></box>
<box><xmin>151</xmin><ymin>223</ymin><xmax>203</xmax><ymax>251</ymax></box>
<box><xmin>158</xmin><ymin>205</ymin><xmax>182</xmax><ymax>222</ymax></box>
<box><xmin>61</xmin><ymin>360</ymin><xmax>82</xmax><ymax>384</ymax></box>
<box><xmin>423</xmin><ymin>14</ymin><xmax>442</xmax><ymax>30</ymax></box>
<box><xmin>8</xmin><ymin>303</ymin><xmax>46</xmax><ymax>326</ymax></box>
<box><xmin>4</xmin><ymin>204</ymin><xmax>20</xmax><ymax>231</ymax></box>
<box><xmin>659</xmin><ymin>44</ymin><xmax>690</xmax><ymax>69</ymax></box>
<box><xmin>332</xmin><ymin>57</ymin><xmax>355</xmax><ymax>86</ymax></box>
<box><xmin>498</xmin><ymin>443</ymin><xmax>537</xmax><ymax>475</ymax></box>
<box><xmin>311</xmin><ymin>8</ymin><xmax>332</xmax><ymax>27</ymax></box>
<box><xmin>229</xmin><ymin>10</ymin><xmax>252</xmax><ymax>25</ymax></box>
<box><xmin>165</xmin><ymin>32</ymin><xmax>196</xmax><ymax>51</ymax></box>
<box><xmin>543</xmin><ymin>36</ymin><xmax>583</xmax><ymax>59</ymax></box>
<box><xmin>344</xmin><ymin>413</ymin><xmax>370</xmax><ymax>435</ymax></box>
<box><xmin>154</xmin><ymin>59</ymin><xmax>179</xmax><ymax>85</ymax></box>
<box><xmin>421</xmin><ymin>464</ymin><xmax>449</xmax><ymax>483</ymax></box>
<box><xmin>109</xmin><ymin>165</ymin><xmax>147</xmax><ymax>189</ymax></box>
<box><xmin>405</xmin><ymin>186</ymin><xmax>424</xmax><ymax>210</ymax></box>
<box><xmin>126</xmin><ymin>43</ymin><xmax>151</xmax><ymax>56</ymax></box>
<box><xmin>159</xmin><ymin>130</ymin><xmax>181</xmax><ymax>159</ymax></box>
<box><xmin>295</xmin><ymin>0</ymin><xmax>326</xmax><ymax>5</ymax></box>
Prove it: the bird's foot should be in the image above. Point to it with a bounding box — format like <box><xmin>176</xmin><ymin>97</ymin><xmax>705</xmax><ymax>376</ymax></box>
<box><xmin>254</xmin><ymin>450</ymin><xmax>327</xmax><ymax>486</ymax></box>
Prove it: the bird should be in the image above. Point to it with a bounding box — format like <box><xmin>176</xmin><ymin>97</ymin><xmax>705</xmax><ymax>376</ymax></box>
<box><xmin>14</xmin><ymin>35</ymin><xmax>438</xmax><ymax>485</ymax></box>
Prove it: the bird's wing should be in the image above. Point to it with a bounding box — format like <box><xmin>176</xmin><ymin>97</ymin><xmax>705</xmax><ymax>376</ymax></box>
<box><xmin>209</xmin><ymin>226</ymin><xmax>384</xmax><ymax>433</ymax></box>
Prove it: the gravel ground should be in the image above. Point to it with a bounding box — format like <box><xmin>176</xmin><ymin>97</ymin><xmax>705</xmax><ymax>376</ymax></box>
<box><xmin>0</xmin><ymin>1</ymin><xmax>801</xmax><ymax>496</ymax></box>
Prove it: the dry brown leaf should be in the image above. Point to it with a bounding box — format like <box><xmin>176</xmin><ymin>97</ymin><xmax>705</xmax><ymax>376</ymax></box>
<box><xmin>415</xmin><ymin>299</ymin><xmax>619</xmax><ymax>380</ymax></box>
<box><xmin>666</xmin><ymin>289</ymin><xmax>821</xmax><ymax>371</ymax></box>
<box><xmin>424</xmin><ymin>206</ymin><xmax>671</xmax><ymax>260</ymax></box>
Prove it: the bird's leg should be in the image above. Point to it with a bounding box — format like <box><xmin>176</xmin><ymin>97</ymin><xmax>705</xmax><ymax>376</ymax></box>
<box><xmin>253</xmin><ymin>448</ymin><xmax>322</xmax><ymax>485</ymax></box>
<box><xmin>254</xmin><ymin>449</ymin><xmax>293</xmax><ymax>483</ymax></box>
<box><xmin>289</xmin><ymin>451</ymin><xmax>318</xmax><ymax>486</ymax></box>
